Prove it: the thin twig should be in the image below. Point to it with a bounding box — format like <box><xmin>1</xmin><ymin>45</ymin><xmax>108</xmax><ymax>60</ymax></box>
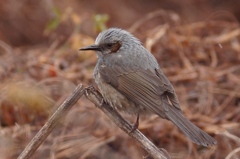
<box><xmin>84</xmin><ymin>86</ymin><xmax>172</xmax><ymax>159</ymax></box>
<box><xmin>128</xmin><ymin>9</ymin><xmax>179</xmax><ymax>33</ymax></box>
<box><xmin>225</xmin><ymin>147</ymin><xmax>240</xmax><ymax>159</ymax></box>
<box><xmin>17</xmin><ymin>84</ymin><xmax>85</xmax><ymax>159</ymax></box>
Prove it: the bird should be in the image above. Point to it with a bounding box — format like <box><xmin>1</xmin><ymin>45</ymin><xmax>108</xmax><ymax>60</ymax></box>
<box><xmin>79</xmin><ymin>28</ymin><xmax>217</xmax><ymax>147</ymax></box>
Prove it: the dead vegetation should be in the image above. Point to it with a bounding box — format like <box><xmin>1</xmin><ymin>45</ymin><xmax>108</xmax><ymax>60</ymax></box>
<box><xmin>0</xmin><ymin>1</ymin><xmax>240</xmax><ymax>159</ymax></box>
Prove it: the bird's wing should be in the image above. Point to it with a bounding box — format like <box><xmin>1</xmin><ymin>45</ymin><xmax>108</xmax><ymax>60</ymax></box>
<box><xmin>99</xmin><ymin>64</ymin><xmax>217</xmax><ymax>147</ymax></box>
<box><xmin>98</xmin><ymin>65</ymin><xmax>181</xmax><ymax>118</ymax></box>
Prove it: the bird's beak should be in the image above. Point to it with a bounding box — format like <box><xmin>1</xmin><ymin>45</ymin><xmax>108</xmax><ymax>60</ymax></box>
<box><xmin>79</xmin><ymin>44</ymin><xmax>101</xmax><ymax>51</ymax></box>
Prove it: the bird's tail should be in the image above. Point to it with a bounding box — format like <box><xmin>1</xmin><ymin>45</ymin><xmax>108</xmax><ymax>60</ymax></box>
<box><xmin>164</xmin><ymin>105</ymin><xmax>217</xmax><ymax>146</ymax></box>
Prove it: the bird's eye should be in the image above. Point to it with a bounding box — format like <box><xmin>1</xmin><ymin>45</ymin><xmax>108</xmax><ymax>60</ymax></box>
<box><xmin>103</xmin><ymin>41</ymin><xmax>122</xmax><ymax>53</ymax></box>
<box><xmin>106</xmin><ymin>43</ymin><xmax>113</xmax><ymax>48</ymax></box>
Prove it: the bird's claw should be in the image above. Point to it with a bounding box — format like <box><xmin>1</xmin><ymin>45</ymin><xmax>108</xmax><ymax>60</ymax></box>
<box><xmin>129</xmin><ymin>114</ymin><xmax>140</xmax><ymax>133</ymax></box>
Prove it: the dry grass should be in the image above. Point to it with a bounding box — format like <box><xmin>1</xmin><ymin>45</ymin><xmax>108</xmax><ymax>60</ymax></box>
<box><xmin>0</xmin><ymin>7</ymin><xmax>240</xmax><ymax>159</ymax></box>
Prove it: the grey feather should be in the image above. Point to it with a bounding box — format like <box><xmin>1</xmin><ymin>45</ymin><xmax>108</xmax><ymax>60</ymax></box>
<box><xmin>81</xmin><ymin>28</ymin><xmax>217</xmax><ymax>146</ymax></box>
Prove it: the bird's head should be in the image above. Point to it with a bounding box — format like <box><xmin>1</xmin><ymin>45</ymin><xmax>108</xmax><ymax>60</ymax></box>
<box><xmin>79</xmin><ymin>28</ymin><xmax>141</xmax><ymax>57</ymax></box>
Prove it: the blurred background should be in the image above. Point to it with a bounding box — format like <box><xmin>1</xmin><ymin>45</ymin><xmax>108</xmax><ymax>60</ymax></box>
<box><xmin>0</xmin><ymin>0</ymin><xmax>240</xmax><ymax>158</ymax></box>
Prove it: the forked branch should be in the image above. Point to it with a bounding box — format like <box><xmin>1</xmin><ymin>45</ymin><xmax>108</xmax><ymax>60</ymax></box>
<box><xmin>17</xmin><ymin>85</ymin><xmax>171</xmax><ymax>159</ymax></box>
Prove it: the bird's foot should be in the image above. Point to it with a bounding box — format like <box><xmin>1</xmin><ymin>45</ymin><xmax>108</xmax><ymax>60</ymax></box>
<box><xmin>129</xmin><ymin>114</ymin><xmax>139</xmax><ymax>133</ymax></box>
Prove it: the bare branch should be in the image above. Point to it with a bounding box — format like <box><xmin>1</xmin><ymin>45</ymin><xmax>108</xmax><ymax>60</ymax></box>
<box><xmin>18</xmin><ymin>84</ymin><xmax>171</xmax><ymax>159</ymax></box>
<box><xmin>17</xmin><ymin>84</ymin><xmax>85</xmax><ymax>159</ymax></box>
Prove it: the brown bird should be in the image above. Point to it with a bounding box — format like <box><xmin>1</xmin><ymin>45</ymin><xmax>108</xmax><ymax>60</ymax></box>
<box><xmin>80</xmin><ymin>28</ymin><xmax>217</xmax><ymax>146</ymax></box>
